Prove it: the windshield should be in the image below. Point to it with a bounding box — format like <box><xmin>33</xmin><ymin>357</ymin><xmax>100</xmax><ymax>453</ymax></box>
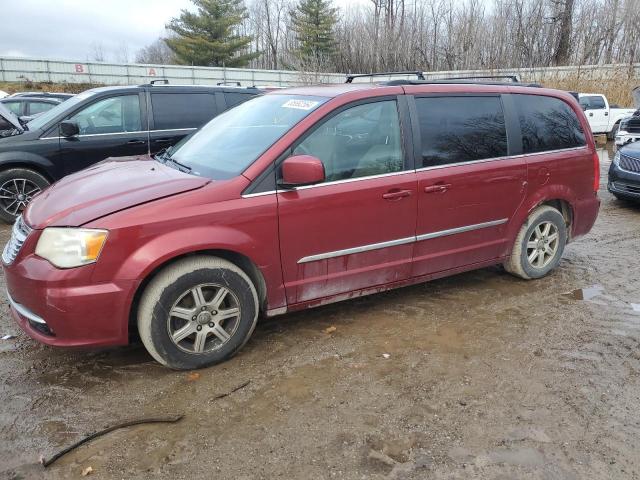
<box><xmin>169</xmin><ymin>94</ymin><xmax>327</xmax><ymax>180</ymax></box>
<box><xmin>27</xmin><ymin>91</ymin><xmax>94</xmax><ymax>131</ymax></box>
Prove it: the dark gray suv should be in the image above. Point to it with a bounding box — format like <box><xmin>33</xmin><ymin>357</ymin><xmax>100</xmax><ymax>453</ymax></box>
<box><xmin>0</xmin><ymin>82</ymin><xmax>261</xmax><ymax>222</ymax></box>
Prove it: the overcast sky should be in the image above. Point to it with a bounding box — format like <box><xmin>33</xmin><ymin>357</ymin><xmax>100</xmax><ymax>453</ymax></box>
<box><xmin>0</xmin><ymin>0</ymin><xmax>368</xmax><ymax>62</ymax></box>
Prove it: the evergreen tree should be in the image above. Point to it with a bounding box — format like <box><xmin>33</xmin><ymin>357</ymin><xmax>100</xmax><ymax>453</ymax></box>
<box><xmin>291</xmin><ymin>0</ymin><xmax>338</xmax><ymax>65</ymax></box>
<box><xmin>165</xmin><ymin>0</ymin><xmax>258</xmax><ymax>67</ymax></box>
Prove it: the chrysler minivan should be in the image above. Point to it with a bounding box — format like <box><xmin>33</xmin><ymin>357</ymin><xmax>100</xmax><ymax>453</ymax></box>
<box><xmin>2</xmin><ymin>80</ymin><xmax>600</xmax><ymax>369</ymax></box>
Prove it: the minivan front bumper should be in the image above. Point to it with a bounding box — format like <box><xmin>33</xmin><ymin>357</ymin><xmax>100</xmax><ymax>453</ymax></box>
<box><xmin>3</xmin><ymin>253</ymin><xmax>135</xmax><ymax>347</ymax></box>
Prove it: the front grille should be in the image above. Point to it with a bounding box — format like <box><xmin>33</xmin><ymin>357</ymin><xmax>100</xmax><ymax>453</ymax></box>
<box><xmin>619</xmin><ymin>154</ymin><xmax>640</xmax><ymax>174</ymax></box>
<box><xmin>2</xmin><ymin>216</ymin><xmax>32</xmax><ymax>265</ymax></box>
<box><xmin>624</xmin><ymin>118</ymin><xmax>640</xmax><ymax>134</ymax></box>
<box><xmin>613</xmin><ymin>181</ymin><xmax>640</xmax><ymax>195</ymax></box>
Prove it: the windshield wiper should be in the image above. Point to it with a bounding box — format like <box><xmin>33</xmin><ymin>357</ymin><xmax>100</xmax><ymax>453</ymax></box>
<box><xmin>165</xmin><ymin>157</ymin><xmax>192</xmax><ymax>173</ymax></box>
<box><xmin>154</xmin><ymin>147</ymin><xmax>191</xmax><ymax>173</ymax></box>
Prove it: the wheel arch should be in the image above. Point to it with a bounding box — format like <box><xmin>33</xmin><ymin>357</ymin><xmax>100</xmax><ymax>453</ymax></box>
<box><xmin>539</xmin><ymin>199</ymin><xmax>573</xmax><ymax>240</ymax></box>
<box><xmin>128</xmin><ymin>248</ymin><xmax>268</xmax><ymax>338</ymax></box>
<box><xmin>506</xmin><ymin>187</ymin><xmax>577</xmax><ymax>257</ymax></box>
<box><xmin>0</xmin><ymin>154</ymin><xmax>56</xmax><ymax>182</ymax></box>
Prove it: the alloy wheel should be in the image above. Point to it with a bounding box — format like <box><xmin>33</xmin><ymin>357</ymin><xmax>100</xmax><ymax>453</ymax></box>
<box><xmin>0</xmin><ymin>178</ymin><xmax>41</xmax><ymax>216</ymax></box>
<box><xmin>526</xmin><ymin>221</ymin><xmax>559</xmax><ymax>269</ymax></box>
<box><xmin>166</xmin><ymin>283</ymin><xmax>241</xmax><ymax>354</ymax></box>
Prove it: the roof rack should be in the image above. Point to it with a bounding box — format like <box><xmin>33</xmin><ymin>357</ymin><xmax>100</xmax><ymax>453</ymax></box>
<box><xmin>217</xmin><ymin>82</ymin><xmax>242</xmax><ymax>87</ymax></box>
<box><xmin>438</xmin><ymin>75</ymin><xmax>520</xmax><ymax>82</ymax></box>
<box><xmin>149</xmin><ymin>79</ymin><xmax>169</xmax><ymax>85</ymax></box>
<box><xmin>384</xmin><ymin>79</ymin><xmax>541</xmax><ymax>88</ymax></box>
<box><xmin>345</xmin><ymin>71</ymin><xmax>425</xmax><ymax>83</ymax></box>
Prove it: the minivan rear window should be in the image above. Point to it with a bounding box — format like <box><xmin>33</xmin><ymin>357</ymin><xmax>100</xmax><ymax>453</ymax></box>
<box><xmin>152</xmin><ymin>93</ymin><xmax>217</xmax><ymax>130</ymax></box>
<box><xmin>415</xmin><ymin>96</ymin><xmax>508</xmax><ymax>167</ymax></box>
<box><xmin>514</xmin><ymin>94</ymin><xmax>586</xmax><ymax>154</ymax></box>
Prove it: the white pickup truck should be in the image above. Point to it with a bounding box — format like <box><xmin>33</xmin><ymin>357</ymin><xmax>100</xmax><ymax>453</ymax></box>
<box><xmin>578</xmin><ymin>93</ymin><xmax>635</xmax><ymax>140</ymax></box>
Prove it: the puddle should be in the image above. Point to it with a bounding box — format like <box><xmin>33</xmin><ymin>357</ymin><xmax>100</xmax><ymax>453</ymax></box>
<box><xmin>563</xmin><ymin>285</ymin><xmax>605</xmax><ymax>301</ymax></box>
<box><xmin>563</xmin><ymin>286</ymin><xmax>640</xmax><ymax>314</ymax></box>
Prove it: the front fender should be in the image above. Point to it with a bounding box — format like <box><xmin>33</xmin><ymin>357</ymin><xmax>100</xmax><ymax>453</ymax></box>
<box><xmin>114</xmin><ymin>225</ymin><xmax>264</xmax><ymax>281</ymax></box>
<box><xmin>0</xmin><ymin>150</ymin><xmax>56</xmax><ymax>178</ymax></box>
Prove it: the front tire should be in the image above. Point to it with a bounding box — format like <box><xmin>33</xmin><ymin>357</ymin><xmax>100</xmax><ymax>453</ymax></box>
<box><xmin>504</xmin><ymin>206</ymin><xmax>567</xmax><ymax>280</ymax></box>
<box><xmin>138</xmin><ymin>256</ymin><xmax>259</xmax><ymax>370</ymax></box>
<box><xmin>0</xmin><ymin>168</ymin><xmax>50</xmax><ymax>223</ymax></box>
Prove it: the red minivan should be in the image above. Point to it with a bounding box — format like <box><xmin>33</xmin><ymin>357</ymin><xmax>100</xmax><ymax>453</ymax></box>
<box><xmin>2</xmin><ymin>80</ymin><xmax>600</xmax><ymax>369</ymax></box>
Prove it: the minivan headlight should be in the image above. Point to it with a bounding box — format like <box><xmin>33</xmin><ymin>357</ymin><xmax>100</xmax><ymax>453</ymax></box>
<box><xmin>35</xmin><ymin>228</ymin><xmax>108</xmax><ymax>268</ymax></box>
<box><xmin>613</xmin><ymin>151</ymin><xmax>621</xmax><ymax>165</ymax></box>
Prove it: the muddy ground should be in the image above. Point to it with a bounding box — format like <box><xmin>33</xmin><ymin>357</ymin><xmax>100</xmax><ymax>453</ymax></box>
<box><xmin>1</xmin><ymin>144</ymin><xmax>639</xmax><ymax>480</ymax></box>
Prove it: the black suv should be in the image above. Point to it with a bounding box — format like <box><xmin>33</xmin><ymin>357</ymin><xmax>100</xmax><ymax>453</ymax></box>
<box><xmin>0</xmin><ymin>83</ymin><xmax>260</xmax><ymax>222</ymax></box>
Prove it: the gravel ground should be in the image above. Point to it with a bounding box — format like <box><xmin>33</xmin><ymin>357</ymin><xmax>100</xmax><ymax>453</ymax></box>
<box><xmin>1</xmin><ymin>144</ymin><xmax>639</xmax><ymax>480</ymax></box>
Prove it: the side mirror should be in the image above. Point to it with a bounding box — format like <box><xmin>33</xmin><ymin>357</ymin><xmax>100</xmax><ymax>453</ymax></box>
<box><xmin>279</xmin><ymin>155</ymin><xmax>325</xmax><ymax>188</ymax></box>
<box><xmin>60</xmin><ymin>120</ymin><xmax>79</xmax><ymax>137</ymax></box>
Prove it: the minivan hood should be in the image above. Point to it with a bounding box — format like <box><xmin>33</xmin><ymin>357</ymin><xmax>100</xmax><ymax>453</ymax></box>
<box><xmin>25</xmin><ymin>156</ymin><xmax>210</xmax><ymax>228</ymax></box>
<box><xmin>0</xmin><ymin>103</ymin><xmax>23</xmax><ymax>133</ymax></box>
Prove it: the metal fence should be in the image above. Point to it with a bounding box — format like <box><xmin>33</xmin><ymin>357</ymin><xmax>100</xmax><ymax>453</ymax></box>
<box><xmin>0</xmin><ymin>56</ymin><xmax>344</xmax><ymax>86</ymax></box>
<box><xmin>1</xmin><ymin>56</ymin><xmax>638</xmax><ymax>87</ymax></box>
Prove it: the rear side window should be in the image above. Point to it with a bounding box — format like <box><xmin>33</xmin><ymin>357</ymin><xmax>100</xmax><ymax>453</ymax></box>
<box><xmin>151</xmin><ymin>93</ymin><xmax>217</xmax><ymax>130</ymax></box>
<box><xmin>224</xmin><ymin>92</ymin><xmax>255</xmax><ymax>108</ymax></box>
<box><xmin>415</xmin><ymin>96</ymin><xmax>508</xmax><ymax>167</ymax></box>
<box><xmin>514</xmin><ymin>94</ymin><xmax>586</xmax><ymax>154</ymax></box>
<box><xmin>28</xmin><ymin>101</ymin><xmax>55</xmax><ymax>115</ymax></box>
<box><xmin>579</xmin><ymin>95</ymin><xmax>606</xmax><ymax>110</ymax></box>
<box><xmin>2</xmin><ymin>101</ymin><xmax>21</xmax><ymax>115</ymax></box>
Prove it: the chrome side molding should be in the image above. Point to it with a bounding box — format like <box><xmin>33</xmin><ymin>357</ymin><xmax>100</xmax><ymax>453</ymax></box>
<box><xmin>415</xmin><ymin>218</ymin><xmax>508</xmax><ymax>242</ymax></box>
<box><xmin>297</xmin><ymin>218</ymin><xmax>508</xmax><ymax>264</ymax></box>
<box><xmin>298</xmin><ymin>236</ymin><xmax>415</xmax><ymax>264</ymax></box>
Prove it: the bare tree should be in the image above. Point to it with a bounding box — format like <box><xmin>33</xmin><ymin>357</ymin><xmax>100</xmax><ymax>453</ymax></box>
<box><xmin>135</xmin><ymin>38</ymin><xmax>177</xmax><ymax>64</ymax></box>
<box><xmin>88</xmin><ymin>41</ymin><xmax>106</xmax><ymax>62</ymax></box>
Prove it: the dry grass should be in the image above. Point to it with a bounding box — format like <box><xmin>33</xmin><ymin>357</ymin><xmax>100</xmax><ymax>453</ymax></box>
<box><xmin>0</xmin><ymin>80</ymin><xmax>103</xmax><ymax>95</ymax></box>
<box><xmin>523</xmin><ymin>67</ymin><xmax>638</xmax><ymax>107</ymax></box>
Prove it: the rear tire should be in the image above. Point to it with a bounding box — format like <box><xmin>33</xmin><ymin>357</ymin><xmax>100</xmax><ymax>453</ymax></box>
<box><xmin>137</xmin><ymin>256</ymin><xmax>259</xmax><ymax>370</ymax></box>
<box><xmin>504</xmin><ymin>206</ymin><xmax>567</xmax><ymax>280</ymax></box>
<box><xmin>0</xmin><ymin>168</ymin><xmax>50</xmax><ymax>223</ymax></box>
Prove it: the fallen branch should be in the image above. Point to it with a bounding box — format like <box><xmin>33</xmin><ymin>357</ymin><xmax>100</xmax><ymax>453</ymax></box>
<box><xmin>41</xmin><ymin>415</ymin><xmax>183</xmax><ymax>468</ymax></box>
<box><xmin>212</xmin><ymin>380</ymin><xmax>250</xmax><ymax>401</ymax></box>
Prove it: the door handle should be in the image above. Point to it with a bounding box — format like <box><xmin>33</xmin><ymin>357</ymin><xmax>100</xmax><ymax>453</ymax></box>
<box><xmin>589</xmin><ymin>112</ymin><xmax>594</xmax><ymax>117</ymax></box>
<box><xmin>382</xmin><ymin>189</ymin><xmax>412</xmax><ymax>200</ymax></box>
<box><xmin>424</xmin><ymin>183</ymin><xmax>451</xmax><ymax>193</ymax></box>
<box><xmin>604</xmin><ymin>112</ymin><xmax>609</xmax><ymax>116</ymax></box>
<box><xmin>127</xmin><ymin>139</ymin><xmax>146</xmax><ymax>145</ymax></box>
<box><xmin>154</xmin><ymin>138</ymin><xmax>172</xmax><ymax>143</ymax></box>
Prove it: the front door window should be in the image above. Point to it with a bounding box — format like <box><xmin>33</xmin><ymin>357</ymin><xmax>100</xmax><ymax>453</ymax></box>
<box><xmin>292</xmin><ymin>100</ymin><xmax>403</xmax><ymax>182</ymax></box>
<box><xmin>68</xmin><ymin>95</ymin><xmax>141</xmax><ymax>135</ymax></box>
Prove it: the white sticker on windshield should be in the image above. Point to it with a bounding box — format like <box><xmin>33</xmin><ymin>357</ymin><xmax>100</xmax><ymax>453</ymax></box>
<box><xmin>282</xmin><ymin>99</ymin><xmax>319</xmax><ymax>110</ymax></box>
